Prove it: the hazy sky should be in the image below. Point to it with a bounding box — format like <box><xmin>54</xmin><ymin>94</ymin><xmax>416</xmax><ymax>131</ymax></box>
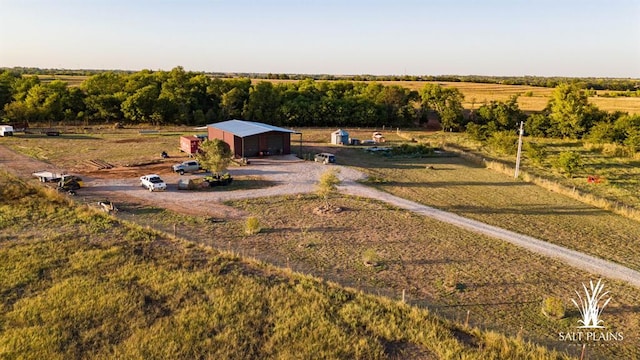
<box><xmin>1</xmin><ymin>0</ymin><xmax>639</xmax><ymax>77</ymax></box>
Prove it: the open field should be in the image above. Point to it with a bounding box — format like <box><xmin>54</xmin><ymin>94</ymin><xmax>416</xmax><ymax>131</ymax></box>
<box><xmin>0</xmin><ymin>173</ymin><xmax>575</xmax><ymax>359</ymax></box>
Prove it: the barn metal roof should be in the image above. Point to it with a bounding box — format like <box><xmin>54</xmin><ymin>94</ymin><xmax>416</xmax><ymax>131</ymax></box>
<box><xmin>207</xmin><ymin>120</ymin><xmax>299</xmax><ymax>138</ymax></box>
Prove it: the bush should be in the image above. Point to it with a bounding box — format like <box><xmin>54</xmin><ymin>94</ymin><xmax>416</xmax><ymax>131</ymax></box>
<box><xmin>362</xmin><ymin>248</ymin><xmax>381</xmax><ymax>267</ymax></box>
<box><xmin>391</xmin><ymin>143</ymin><xmax>434</xmax><ymax>156</ymax></box>
<box><xmin>245</xmin><ymin>216</ymin><xmax>261</xmax><ymax>235</ymax></box>
<box><xmin>553</xmin><ymin>151</ymin><xmax>582</xmax><ymax>178</ymax></box>
<box><xmin>541</xmin><ymin>297</ymin><xmax>565</xmax><ymax>319</ymax></box>
<box><xmin>487</xmin><ymin>131</ymin><xmax>518</xmax><ymax>155</ymax></box>
<box><xmin>524</xmin><ymin>142</ymin><xmax>547</xmax><ymax>165</ymax></box>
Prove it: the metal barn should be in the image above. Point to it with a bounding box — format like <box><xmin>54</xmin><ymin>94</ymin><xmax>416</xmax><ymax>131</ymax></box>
<box><xmin>207</xmin><ymin>120</ymin><xmax>300</xmax><ymax>158</ymax></box>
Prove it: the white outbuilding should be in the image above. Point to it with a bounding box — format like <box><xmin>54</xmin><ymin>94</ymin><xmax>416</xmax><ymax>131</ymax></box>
<box><xmin>331</xmin><ymin>129</ymin><xmax>349</xmax><ymax>145</ymax></box>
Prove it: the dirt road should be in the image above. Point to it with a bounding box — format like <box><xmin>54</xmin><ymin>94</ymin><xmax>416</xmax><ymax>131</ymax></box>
<box><xmin>2</xmin><ymin>144</ymin><xmax>639</xmax><ymax>288</ymax></box>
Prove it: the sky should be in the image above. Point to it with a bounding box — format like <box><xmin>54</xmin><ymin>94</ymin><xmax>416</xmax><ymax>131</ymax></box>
<box><xmin>1</xmin><ymin>0</ymin><xmax>639</xmax><ymax>78</ymax></box>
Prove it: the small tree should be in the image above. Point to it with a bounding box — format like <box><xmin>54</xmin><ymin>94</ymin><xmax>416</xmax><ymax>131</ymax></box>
<box><xmin>554</xmin><ymin>151</ymin><xmax>582</xmax><ymax>178</ymax></box>
<box><xmin>316</xmin><ymin>168</ymin><xmax>341</xmax><ymax>206</ymax></box>
<box><xmin>196</xmin><ymin>139</ymin><xmax>232</xmax><ymax>175</ymax></box>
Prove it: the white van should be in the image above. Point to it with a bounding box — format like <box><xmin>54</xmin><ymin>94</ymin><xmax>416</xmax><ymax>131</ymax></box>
<box><xmin>0</xmin><ymin>125</ymin><xmax>14</xmax><ymax>137</ymax></box>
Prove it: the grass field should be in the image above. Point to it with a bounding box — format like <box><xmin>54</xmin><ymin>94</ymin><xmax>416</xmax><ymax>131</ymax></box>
<box><xmin>403</xmin><ymin>131</ymin><xmax>640</xmax><ymax>212</ymax></box>
<box><xmin>0</xmin><ymin>173</ymin><xmax>575</xmax><ymax>359</ymax></box>
<box><xmin>299</xmin><ymin>129</ymin><xmax>640</xmax><ymax>272</ymax></box>
<box><xmin>3</xmin><ymin>127</ymin><xmax>640</xmax><ymax>358</ymax></box>
<box><xmin>118</xmin><ymin>189</ymin><xmax>640</xmax><ymax>360</ymax></box>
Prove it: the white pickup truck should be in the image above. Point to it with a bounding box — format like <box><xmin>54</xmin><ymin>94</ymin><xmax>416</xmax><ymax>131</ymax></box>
<box><xmin>140</xmin><ymin>174</ymin><xmax>167</xmax><ymax>192</ymax></box>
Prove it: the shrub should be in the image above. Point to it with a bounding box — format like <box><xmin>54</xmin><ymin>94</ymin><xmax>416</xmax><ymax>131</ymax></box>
<box><xmin>541</xmin><ymin>297</ymin><xmax>565</xmax><ymax>319</ymax></box>
<box><xmin>362</xmin><ymin>248</ymin><xmax>381</xmax><ymax>267</ymax></box>
<box><xmin>524</xmin><ymin>142</ymin><xmax>547</xmax><ymax>165</ymax></box>
<box><xmin>487</xmin><ymin>131</ymin><xmax>518</xmax><ymax>155</ymax></box>
<box><xmin>245</xmin><ymin>216</ymin><xmax>261</xmax><ymax>235</ymax></box>
<box><xmin>553</xmin><ymin>151</ymin><xmax>582</xmax><ymax>178</ymax></box>
<box><xmin>316</xmin><ymin>169</ymin><xmax>341</xmax><ymax>206</ymax></box>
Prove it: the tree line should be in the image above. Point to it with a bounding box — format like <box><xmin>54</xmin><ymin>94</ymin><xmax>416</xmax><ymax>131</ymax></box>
<box><xmin>0</xmin><ymin>67</ymin><xmax>426</xmax><ymax>128</ymax></box>
<box><xmin>1</xmin><ymin>67</ymin><xmax>639</xmax><ymax>154</ymax></box>
<box><xmin>4</xmin><ymin>66</ymin><xmax>639</xmax><ymax>91</ymax></box>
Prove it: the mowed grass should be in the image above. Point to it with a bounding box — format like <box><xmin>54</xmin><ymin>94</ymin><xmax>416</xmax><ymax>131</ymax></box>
<box><xmin>1</xmin><ymin>129</ymin><xmax>197</xmax><ymax>170</ymax></box>
<box><xmin>407</xmin><ymin>131</ymin><xmax>640</xmax><ymax>212</ymax></box>
<box><xmin>298</xmin><ymin>129</ymin><xmax>640</xmax><ymax>273</ymax></box>
<box><xmin>0</xmin><ymin>173</ymin><xmax>574</xmax><ymax>360</ymax></box>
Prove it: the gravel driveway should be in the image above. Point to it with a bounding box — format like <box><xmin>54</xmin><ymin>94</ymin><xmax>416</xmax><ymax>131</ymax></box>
<box><xmin>2</xmin><ymin>145</ymin><xmax>639</xmax><ymax>288</ymax></box>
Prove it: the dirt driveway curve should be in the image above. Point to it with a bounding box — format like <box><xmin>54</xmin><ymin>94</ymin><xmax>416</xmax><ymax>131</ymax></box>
<box><xmin>2</xmin><ymin>145</ymin><xmax>639</xmax><ymax>288</ymax></box>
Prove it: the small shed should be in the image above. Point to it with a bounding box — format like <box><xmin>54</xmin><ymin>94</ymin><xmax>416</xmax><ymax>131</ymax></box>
<box><xmin>331</xmin><ymin>129</ymin><xmax>349</xmax><ymax>145</ymax></box>
<box><xmin>180</xmin><ymin>136</ymin><xmax>202</xmax><ymax>155</ymax></box>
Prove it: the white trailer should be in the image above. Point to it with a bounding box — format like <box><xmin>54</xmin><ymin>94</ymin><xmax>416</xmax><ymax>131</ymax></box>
<box><xmin>0</xmin><ymin>125</ymin><xmax>14</xmax><ymax>136</ymax></box>
<box><xmin>33</xmin><ymin>171</ymin><xmax>65</xmax><ymax>183</ymax></box>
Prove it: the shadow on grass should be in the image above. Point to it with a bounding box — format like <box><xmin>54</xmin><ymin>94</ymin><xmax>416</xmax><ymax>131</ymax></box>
<box><xmin>442</xmin><ymin>204</ymin><xmax>608</xmax><ymax>216</ymax></box>
<box><xmin>262</xmin><ymin>226</ymin><xmax>353</xmax><ymax>234</ymax></box>
<box><xmin>214</xmin><ymin>178</ymin><xmax>278</xmax><ymax>191</ymax></box>
<box><xmin>378</xmin><ymin>181</ymin><xmax>527</xmax><ymax>188</ymax></box>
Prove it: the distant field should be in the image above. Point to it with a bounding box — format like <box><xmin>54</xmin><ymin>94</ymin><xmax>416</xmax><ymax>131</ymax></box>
<box><xmin>35</xmin><ymin>74</ymin><xmax>88</xmax><ymax>87</ymax></box>
<box><xmin>255</xmin><ymin>78</ymin><xmax>640</xmax><ymax>114</ymax></box>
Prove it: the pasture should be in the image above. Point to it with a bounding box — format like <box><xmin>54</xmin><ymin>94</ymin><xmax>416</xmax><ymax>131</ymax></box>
<box><xmin>3</xmin><ymin>175</ymin><xmax>577</xmax><ymax>359</ymax></box>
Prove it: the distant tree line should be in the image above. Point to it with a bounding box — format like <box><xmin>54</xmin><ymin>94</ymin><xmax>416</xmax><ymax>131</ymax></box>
<box><xmin>1</xmin><ymin>67</ymin><xmax>639</xmax><ymax>156</ymax></box>
<box><xmin>3</xmin><ymin>67</ymin><xmax>639</xmax><ymax>91</ymax></box>
<box><xmin>0</xmin><ymin>67</ymin><xmax>422</xmax><ymax>128</ymax></box>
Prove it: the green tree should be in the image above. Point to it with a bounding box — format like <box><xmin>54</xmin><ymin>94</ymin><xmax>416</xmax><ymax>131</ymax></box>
<box><xmin>121</xmin><ymin>85</ymin><xmax>163</xmax><ymax>124</ymax></box>
<box><xmin>524</xmin><ymin>113</ymin><xmax>551</xmax><ymax>137</ymax></box>
<box><xmin>81</xmin><ymin>72</ymin><xmax>127</xmax><ymax>123</ymax></box>
<box><xmin>244</xmin><ymin>81</ymin><xmax>282</xmax><ymax>122</ymax></box>
<box><xmin>547</xmin><ymin>83</ymin><xmax>596</xmax><ymax>138</ymax></box>
<box><xmin>420</xmin><ymin>84</ymin><xmax>464</xmax><ymax>132</ymax></box>
<box><xmin>474</xmin><ymin>95</ymin><xmax>525</xmax><ymax>132</ymax></box>
<box><xmin>196</xmin><ymin>139</ymin><xmax>233</xmax><ymax>175</ymax></box>
<box><xmin>554</xmin><ymin>151</ymin><xmax>582</xmax><ymax>178</ymax></box>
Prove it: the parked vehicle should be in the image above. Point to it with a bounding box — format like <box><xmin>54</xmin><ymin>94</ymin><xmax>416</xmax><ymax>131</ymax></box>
<box><xmin>140</xmin><ymin>174</ymin><xmax>167</xmax><ymax>192</ymax></box>
<box><xmin>204</xmin><ymin>173</ymin><xmax>233</xmax><ymax>187</ymax></box>
<box><xmin>32</xmin><ymin>171</ymin><xmax>83</xmax><ymax>193</ymax></box>
<box><xmin>172</xmin><ymin>160</ymin><xmax>203</xmax><ymax>175</ymax></box>
<box><xmin>0</xmin><ymin>125</ymin><xmax>14</xmax><ymax>137</ymax></box>
<box><xmin>314</xmin><ymin>153</ymin><xmax>336</xmax><ymax>164</ymax></box>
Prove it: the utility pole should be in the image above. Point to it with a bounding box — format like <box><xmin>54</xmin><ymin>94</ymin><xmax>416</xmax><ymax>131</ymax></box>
<box><xmin>514</xmin><ymin>121</ymin><xmax>524</xmax><ymax>179</ymax></box>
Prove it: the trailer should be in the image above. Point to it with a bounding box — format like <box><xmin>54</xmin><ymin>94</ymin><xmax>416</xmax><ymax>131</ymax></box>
<box><xmin>33</xmin><ymin>171</ymin><xmax>83</xmax><ymax>192</ymax></box>
<box><xmin>33</xmin><ymin>171</ymin><xmax>66</xmax><ymax>183</ymax></box>
<box><xmin>0</xmin><ymin>125</ymin><xmax>14</xmax><ymax>137</ymax></box>
<box><xmin>180</xmin><ymin>135</ymin><xmax>202</xmax><ymax>156</ymax></box>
